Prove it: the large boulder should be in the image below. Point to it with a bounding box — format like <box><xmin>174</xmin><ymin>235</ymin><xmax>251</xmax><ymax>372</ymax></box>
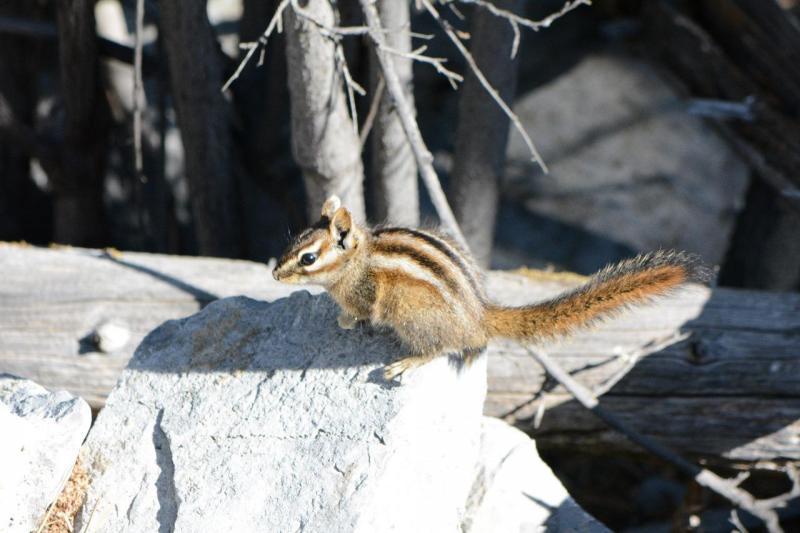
<box><xmin>76</xmin><ymin>292</ymin><xmax>487</xmax><ymax>532</ymax></box>
<box><xmin>0</xmin><ymin>374</ymin><xmax>91</xmax><ymax>533</ymax></box>
<box><xmin>464</xmin><ymin>417</ymin><xmax>609</xmax><ymax>532</ymax></box>
<box><xmin>499</xmin><ymin>52</ymin><xmax>749</xmax><ymax>271</ymax></box>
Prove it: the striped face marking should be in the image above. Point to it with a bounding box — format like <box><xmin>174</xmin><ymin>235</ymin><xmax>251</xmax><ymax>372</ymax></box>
<box><xmin>296</xmin><ymin>239</ymin><xmax>339</xmax><ymax>273</ymax></box>
<box><xmin>274</xmin><ymin>226</ymin><xmax>353</xmax><ymax>284</ymax></box>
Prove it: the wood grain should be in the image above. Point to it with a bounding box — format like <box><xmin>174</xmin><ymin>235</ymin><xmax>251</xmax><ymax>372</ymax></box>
<box><xmin>1</xmin><ymin>244</ymin><xmax>798</xmax><ymax>464</ymax></box>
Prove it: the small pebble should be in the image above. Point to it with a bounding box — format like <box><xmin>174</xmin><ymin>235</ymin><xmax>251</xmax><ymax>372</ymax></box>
<box><xmin>93</xmin><ymin>321</ymin><xmax>131</xmax><ymax>353</ymax></box>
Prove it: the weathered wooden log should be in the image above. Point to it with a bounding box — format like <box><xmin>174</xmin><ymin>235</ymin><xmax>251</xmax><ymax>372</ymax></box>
<box><xmin>1</xmin><ymin>244</ymin><xmax>798</xmax><ymax>465</ymax></box>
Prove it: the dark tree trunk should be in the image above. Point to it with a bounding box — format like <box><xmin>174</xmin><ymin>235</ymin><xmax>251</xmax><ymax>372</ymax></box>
<box><xmin>54</xmin><ymin>0</ymin><xmax>109</xmax><ymax>247</ymax></box>
<box><xmin>159</xmin><ymin>0</ymin><xmax>243</xmax><ymax>258</ymax></box>
<box><xmin>234</xmin><ymin>0</ymin><xmax>306</xmax><ymax>261</ymax></box>
<box><xmin>283</xmin><ymin>0</ymin><xmax>365</xmax><ymax>223</ymax></box>
<box><xmin>719</xmin><ymin>178</ymin><xmax>800</xmax><ymax>290</ymax></box>
<box><xmin>368</xmin><ymin>0</ymin><xmax>419</xmax><ymax>227</ymax></box>
<box><xmin>449</xmin><ymin>0</ymin><xmax>522</xmax><ymax>267</ymax></box>
<box><xmin>0</xmin><ymin>1</ymin><xmax>52</xmax><ymax>244</ymax></box>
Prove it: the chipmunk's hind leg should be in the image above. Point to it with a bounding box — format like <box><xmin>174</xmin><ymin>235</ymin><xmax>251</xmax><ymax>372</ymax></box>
<box><xmin>383</xmin><ymin>345</ymin><xmax>486</xmax><ymax>381</ymax></box>
<box><xmin>461</xmin><ymin>346</ymin><xmax>486</xmax><ymax>365</ymax></box>
<box><xmin>383</xmin><ymin>353</ymin><xmax>437</xmax><ymax>381</ymax></box>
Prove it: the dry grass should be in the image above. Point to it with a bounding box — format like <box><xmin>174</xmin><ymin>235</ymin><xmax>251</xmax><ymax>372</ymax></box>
<box><xmin>37</xmin><ymin>458</ymin><xmax>90</xmax><ymax>533</ymax></box>
<box><xmin>0</xmin><ymin>240</ymin><xmax>31</xmax><ymax>248</ymax></box>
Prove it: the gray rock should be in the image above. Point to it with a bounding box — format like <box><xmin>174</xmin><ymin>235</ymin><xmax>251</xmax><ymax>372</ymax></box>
<box><xmin>464</xmin><ymin>417</ymin><xmax>609</xmax><ymax>533</ymax></box>
<box><xmin>76</xmin><ymin>292</ymin><xmax>487</xmax><ymax>532</ymax></box>
<box><xmin>499</xmin><ymin>52</ymin><xmax>749</xmax><ymax>271</ymax></box>
<box><xmin>0</xmin><ymin>374</ymin><xmax>91</xmax><ymax>533</ymax></box>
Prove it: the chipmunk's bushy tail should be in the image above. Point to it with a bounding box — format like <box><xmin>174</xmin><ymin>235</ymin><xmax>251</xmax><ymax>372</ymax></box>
<box><xmin>485</xmin><ymin>251</ymin><xmax>710</xmax><ymax>342</ymax></box>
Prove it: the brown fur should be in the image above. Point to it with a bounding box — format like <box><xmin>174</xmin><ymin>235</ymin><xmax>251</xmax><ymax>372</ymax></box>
<box><xmin>485</xmin><ymin>259</ymin><xmax>699</xmax><ymax>342</ymax></box>
<box><xmin>274</xmin><ymin>197</ymin><xmax>709</xmax><ymax>379</ymax></box>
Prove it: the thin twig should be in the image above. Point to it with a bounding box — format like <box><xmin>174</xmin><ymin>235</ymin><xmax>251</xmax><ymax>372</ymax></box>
<box><xmin>360</xmin><ymin>75</ymin><xmax>385</xmax><ymax>148</ymax></box>
<box><xmin>460</xmin><ymin>0</ymin><xmax>591</xmax><ymax>58</ymax></box>
<box><xmin>730</xmin><ymin>509</ymin><xmax>750</xmax><ymax>533</ymax></box>
<box><xmin>133</xmin><ymin>0</ymin><xmax>146</xmax><ymax>184</ymax></box>
<box><xmin>533</xmin><ymin>392</ymin><xmax>548</xmax><ymax>429</ymax></box>
<box><xmin>359</xmin><ymin>0</ymin><xmax>468</xmax><ymax>248</ymax></box>
<box><xmin>290</xmin><ymin>0</ymin><xmax>366</xmax><ymax>39</ymax></box>
<box><xmin>382</xmin><ymin>43</ymin><xmax>463</xmax><ymax>89</ymax></box>
<box><xmin>592</xmin><ymin>331</ymin><xmax>690</xmax><ymax>397</ymax></box>
<box><xmin>526</xmin><ymin>346</ymin><xmax>796</xmax><ymax>533</ymax></box>
<box><xmin>460</xmin><ymin>0</ymin><xmax>591</xmax><ymax>33</ymax></box>
<box><xmin>420</xmin><ymin>0</ymin><xmax>548</xmax><ymax>173</ymax></box>
<box><xmin>335</xmin><ymin>45</ymin><xmax>365</xmax><ymax>138</ymax></box>
<box><xmin>409</xmin><ymin>30</ymin><xmax>435</xmax><ymax>40</ymax></box>
<box><xmin>222</xmin><ymin>0</ymin><xmax>290</xmax><ymax>92</ymax></box>
<box><xmin>448</xmin><ymin>2</ymin><xmax>467</xmax><ymax>21</ymax></box>
<box><xmin>290</xmin><ymin>0</ymin><xmax>419</xmax><ymax>40</ymax></box>
<box><xmin>510</xmin><ymin>20</ymin><xmax>521</xmax><ymax>59</ymax></box>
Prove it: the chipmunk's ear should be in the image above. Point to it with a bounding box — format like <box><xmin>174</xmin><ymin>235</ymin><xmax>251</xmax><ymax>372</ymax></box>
<box><xmin>321</xmin><ymin>195</ymin><xmax>341</xmax><ymax>220</ymax></box>
<box><xmin>329</xmin><ymin>207</ymin><xmax>356</xmax><ymax>249</ymax></box>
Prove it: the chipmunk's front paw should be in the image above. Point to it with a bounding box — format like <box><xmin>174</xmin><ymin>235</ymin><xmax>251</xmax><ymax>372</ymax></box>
<box><xmin>383</xmin><ymin>359</ymin><xmax>411</xmax><ymax>381</ymax></box>
<box><xmin>337</xmin><ymin>312</ymin><xmax>358</xmax><ymax>330</ymax></box>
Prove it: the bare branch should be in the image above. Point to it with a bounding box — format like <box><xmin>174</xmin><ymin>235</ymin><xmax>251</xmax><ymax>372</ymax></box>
<box><xmin>459</xmin><ymin>0</ymin><xmax>591</xmax><ymax>59</ymax></box>
<box><xmin>382</xmin><ymin>43</ymin><xmax>463</xmax><ymax>89</ymax></box>
<box><xmin>359</xmin><ymin>75</ymin><xmax>385</xmax><ymax>148</ymax></box>
<box><xmin>132</xmin><ymin>0</ymin><xmax>145</xmax><ymax>184</ymax></box>
<box><xmin>359</xmin><ymin>0</ymin><xmax>467</xmax><ymax>247</ymax></box>
<box><xmin>335</xmin><ymin>44</ymin><xmax>365</xmax><ymax>138</ymax></box>
<box><xmin>527</xmin><ymin>346</ymin><xmax>796</xmax><ymax>533</ymax></box>
<box><xmin>420</xmin><ymin>0</ymin><xmax>548</xmax><ymax>173</ymax></box>
<box><xmin>730</xmin><ymin>510</ymin><xmax>749</xmax><ymax>533</ymax></box>
<box><xmin>460</xmin><ymin>0</ymin><xmax>592</xmax><ymax>35</ymax></box>
<box><xmin>591</xmin><ymin>331</ymin><xmax>690</xmax><ymax>397</ymax></box>
<box><xmin>222</xmin><ymin>0</ymin><xmax>290</xmax><ymax>92</ymax></box>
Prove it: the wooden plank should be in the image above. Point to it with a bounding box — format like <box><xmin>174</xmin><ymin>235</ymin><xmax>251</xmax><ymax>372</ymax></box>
<box><xmin>1</xmin><ymin>244</ymin><xmax>799</xmax><ymax>464</ymax></box>
<box><xmin>488</xmin><ymin>395</ymin><xmax>800</xmax><ymax>463</ymax></box>
<box><xmin>0</xmin><ymin>244</ymin><xmax>317</xmax><ymax>405</ymax></box>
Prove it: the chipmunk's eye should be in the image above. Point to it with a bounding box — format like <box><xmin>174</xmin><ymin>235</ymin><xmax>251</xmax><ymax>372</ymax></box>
<box><xmin>300</xmin><ymin>253</ymin><xmax>317</xmax><ymax>266</ymax></box>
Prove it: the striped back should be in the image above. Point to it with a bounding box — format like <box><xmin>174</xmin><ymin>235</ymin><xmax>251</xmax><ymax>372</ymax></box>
<box><xmin>371</xmin><ymin>227</ymin><xmax>485</xmax><ymax>310</ymax></box>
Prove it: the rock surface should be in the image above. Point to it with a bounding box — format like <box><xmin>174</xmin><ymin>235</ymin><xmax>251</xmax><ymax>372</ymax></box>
<box><xmin>76</xmin><ymin>292</ymin><xmax>487</xmax><ymax>532</ymax></box>
<box><xmin>497</xmin><ymin>52</ymin><xmax>749</xmax><ymax>272</ymax></box>
<box><xmin>464</xmin><ymin>417</ymin><xmax>609</xmax><ymax>533</ymax></box>
<box><xmin>0</xmin><ymin>374</ymin><xmax>91</xmax><ymax>533</ymax></box>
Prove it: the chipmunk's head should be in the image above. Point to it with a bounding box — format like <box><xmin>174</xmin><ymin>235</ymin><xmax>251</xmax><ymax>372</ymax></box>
<box><xmin>273</xmin><ymin>195</ymin><xmax>364</xmax><ymax>286</ymax></box>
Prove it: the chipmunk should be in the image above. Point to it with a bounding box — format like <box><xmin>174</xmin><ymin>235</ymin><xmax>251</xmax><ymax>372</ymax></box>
<box><xmin>273</xmin><ymin>195</ymin><xmax>708</xmax><ymax>381</ymax></box>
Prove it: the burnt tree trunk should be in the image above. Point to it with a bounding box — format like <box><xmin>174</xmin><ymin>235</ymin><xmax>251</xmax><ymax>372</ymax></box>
<box><xmin>283</xmin><ymin>0</ymin><xmax>365</xmax><ymax>222</ymax></box>
<box><xmin>719</xmin><ymin>178</ymin><xmax>800</xmax><ymax>290</ymax></box>
<box><xmin>54</xmin><ymin>0</ymin><xmax>109</xmax><ymax>247</ymax></box>
<box><xmin>449</xmin><ymin>0</ymin><xmax>522</xmax><ymax>267</ymax></box>
<box><xmin>368</xmin><ymin>0</ymin><xmax>419</xmax><ymax>227</ymax></box>
<box><xmin>0</xmin><ymin>1</ymin><xmax>52</xmax><ymax>244</ymax></box>
<box><xmin>159</xmin><ymin>0</ymin><xmax>242</xmax><ymax>258</ymax></box>
<box><xmin>235</xmin><ymin>0</ymin><xmax>306</xmax><ymax>260</ymax></box>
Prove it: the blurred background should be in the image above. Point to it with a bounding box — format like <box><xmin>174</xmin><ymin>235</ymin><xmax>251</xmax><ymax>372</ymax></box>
<box><xmin>1</xmin><ymin>0</ymin><xmax>798</xmax><ymax>289</ymax></box>
<box><xmin>1</xmin><ymin>0</ymin><xmax>799</xmax><ymax>530</ymax></box>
